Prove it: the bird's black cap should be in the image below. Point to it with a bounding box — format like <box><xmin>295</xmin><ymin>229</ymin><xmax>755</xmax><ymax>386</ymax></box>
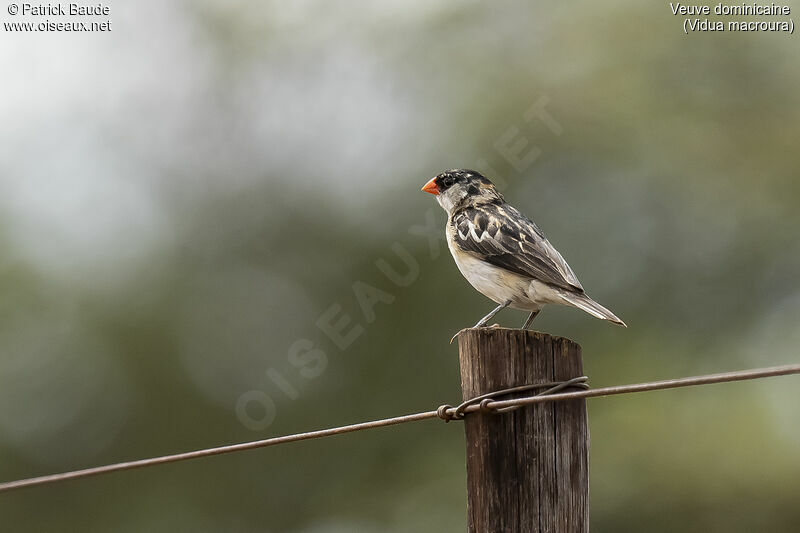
<box><xmin>434</xmin><ymin>169</ymin><xmax>493</xmax><ymax>194</ymax></box>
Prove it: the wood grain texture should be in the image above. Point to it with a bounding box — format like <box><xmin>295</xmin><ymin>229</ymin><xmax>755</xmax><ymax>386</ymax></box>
<box><xmin>458</xmin><ymin>328</ymin><xmax>588</xmax><ymax>533</ymax></box>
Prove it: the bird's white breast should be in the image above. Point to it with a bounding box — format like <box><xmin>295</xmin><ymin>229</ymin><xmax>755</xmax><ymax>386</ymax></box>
<box><xmin>446</xmin><ymin>223</ymin><xmax>563</xmax><ymax>311</ymax></box>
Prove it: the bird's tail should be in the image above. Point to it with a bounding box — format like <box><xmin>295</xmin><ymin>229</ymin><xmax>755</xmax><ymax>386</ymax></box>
<box><xmin>559</xmin><ymin>291</ymin><xmax>627</xmax><ymax>327</ymax></box>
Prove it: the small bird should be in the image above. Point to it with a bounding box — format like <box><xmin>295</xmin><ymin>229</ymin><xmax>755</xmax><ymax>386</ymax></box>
<box><xmin>421</xmin><ymin>169</ymin><xmax>626</xmax><ymax>331</ymax></box>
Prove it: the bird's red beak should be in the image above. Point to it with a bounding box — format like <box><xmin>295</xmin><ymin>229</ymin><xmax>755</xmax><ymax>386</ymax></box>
<box><xmin>421</xmin><ymin>177</ymin><xmax>440</xmax><ymax>195</ymax></box>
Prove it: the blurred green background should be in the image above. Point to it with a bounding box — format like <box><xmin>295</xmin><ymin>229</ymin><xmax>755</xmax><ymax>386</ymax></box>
<box><xmin>1</xmin><ymin>1</ymin><xmax>799</xmax><ymax>531</ymax></box>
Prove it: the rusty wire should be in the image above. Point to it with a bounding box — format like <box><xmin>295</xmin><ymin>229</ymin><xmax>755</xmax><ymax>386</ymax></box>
<box><xmin>436</xmin><ymin>376</ymin><xmax>590</xmax><ymax>421</ymax></box>
<box><xmin>0</xmin><ymin>363</ymin><xmax>798</xmax><ymax>494</ymax></box>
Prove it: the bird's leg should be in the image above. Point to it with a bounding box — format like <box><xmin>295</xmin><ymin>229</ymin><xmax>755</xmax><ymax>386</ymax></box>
<box><xmin>451</xmin><ymin>301</ymin><xmax>512</xmax><ymax>344</ymax></box>
<box><xmin>474</xmin><ymin>301</ymin><xmax>511</xmax><ymax>328</ymax></box>
<box><xmin>521</xmin><ymin>310</ymin><xmax>540</xmax><ymax>330</ymax></box>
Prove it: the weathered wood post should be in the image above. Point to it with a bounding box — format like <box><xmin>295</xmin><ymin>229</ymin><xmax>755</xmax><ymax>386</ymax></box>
<box><xmin>458</xmin><ymin>328</ymin><xmax>589</xmax><ymax>533</ymax></box>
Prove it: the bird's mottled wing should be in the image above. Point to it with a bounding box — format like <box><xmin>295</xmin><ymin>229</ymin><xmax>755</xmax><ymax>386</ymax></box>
<box><xmin>452</xmin><ymin>204</ymin><xmax>584</xmax><ymax>292</ymax></box>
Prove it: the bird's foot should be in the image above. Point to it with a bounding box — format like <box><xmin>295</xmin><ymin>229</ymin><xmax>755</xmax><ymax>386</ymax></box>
<box><xmin>450</xmin><ymin>323</ymin><xmax>502</xmax><ymax>343</ymax></box>
<box><xmin>450</xmin><ymin>329</ymin><xmax>467</xmax><ymax>344</ymax></box>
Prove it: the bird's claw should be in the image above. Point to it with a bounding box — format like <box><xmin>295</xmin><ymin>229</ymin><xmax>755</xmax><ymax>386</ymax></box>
<box><xmin>450</xmin><ymin>323</ymin><xmax>502</xmax><ymax>343</ymax></box>
<box><xmin>450</xmin><ymin>329</ymin><xmax>467</xmax><ymax>344</ymax></box>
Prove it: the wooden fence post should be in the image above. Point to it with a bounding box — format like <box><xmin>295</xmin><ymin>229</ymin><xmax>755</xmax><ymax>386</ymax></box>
<box><xmin>458</xmin><ymin>328</ymin><xmax>589</xmax><ymax>533</ymax></box>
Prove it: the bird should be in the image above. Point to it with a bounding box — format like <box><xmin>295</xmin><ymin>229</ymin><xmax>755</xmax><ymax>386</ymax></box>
<box><xmin>421</xmin><ymin>169</ymin><xmax>626</xmax><ymax>332</ymax></box>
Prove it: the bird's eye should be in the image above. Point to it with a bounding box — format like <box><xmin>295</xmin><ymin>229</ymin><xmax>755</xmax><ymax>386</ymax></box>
<box><xmin>443</xmin><ymin>177</ymin><xmax>455</xmax><ymax>188</ymax></box>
